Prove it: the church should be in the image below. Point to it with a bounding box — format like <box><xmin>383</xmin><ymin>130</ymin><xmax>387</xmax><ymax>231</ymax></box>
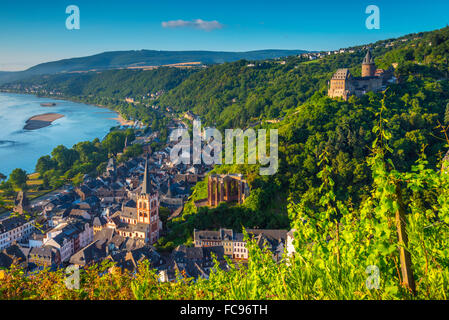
<box><xmin>328</xmin><ymin>50</ymin><xmax>396</xmax><ymax>101</ymax></box>
<box><xmin>114</xmin><ymin>156</ymin><xmax>162</xmax><ymax>244</ymax></box>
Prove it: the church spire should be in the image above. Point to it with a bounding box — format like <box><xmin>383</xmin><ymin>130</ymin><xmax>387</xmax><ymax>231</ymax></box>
<box><xmin>167</xmin><ymin>179</ymin><xmax>173</xmax><ymax>198</ymax></box>
<box><xmin>141</xmin><ymin>155</ymin><xmax>152</xmax><ymax>195</ymax></box>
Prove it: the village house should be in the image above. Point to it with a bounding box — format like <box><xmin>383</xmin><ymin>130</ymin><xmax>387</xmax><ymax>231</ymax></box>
<box><xmin>0</xmin><ymin>216</ymin><xmax>36</xmax><ymax>250</ymax></box>
<box><xmin>69</xmin><ymin>227</ymin><xmax>163</xmax><ymax>272</ymax></box>
<box><xmin>43</xmin><ymin>220</ymin><xmax>94</xmax><ymax>263</ymax></box>
<box><xmin>0</xmin><ymin>244</ymin><xmax>29</xmax><ymax>270</ymax></box>
<box><xmin>193</xmin><ymin>228</ymin><xmax>289</xmax><ymax>261</ymax></box>
<box><xmin>158</xmin><ymin>245</ymin><xmax>227</xmax><ymax>281</ymax></box>
<box><xmin>28</xmin><ymin>246</ymin><xmax>61</xmax><ymax>269</ymax></box>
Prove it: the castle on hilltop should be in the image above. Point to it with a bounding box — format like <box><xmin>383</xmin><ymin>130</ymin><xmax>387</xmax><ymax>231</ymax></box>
<box><xmin>328</xmin><ymin>50</ymin><xmax>397</xmax><ymax>101</ymax></box>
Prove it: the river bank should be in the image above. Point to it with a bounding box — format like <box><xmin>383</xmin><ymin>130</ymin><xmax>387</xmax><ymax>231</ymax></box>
<box><xmin>110</xmin><ymin>113</ymin><xmax>135</xmax><ymax>126</ymax></box>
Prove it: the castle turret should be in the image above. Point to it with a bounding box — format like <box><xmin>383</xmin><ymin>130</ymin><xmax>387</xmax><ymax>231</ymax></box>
<box><xmin>362</xmin><ymin>49</ymin><xmax>376</xmax><ymax>77</ymax></box>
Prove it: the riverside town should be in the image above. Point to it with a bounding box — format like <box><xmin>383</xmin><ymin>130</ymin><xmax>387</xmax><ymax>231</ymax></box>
<box><xmin>0</xmin><ymin>0</ymin><xmax>448</xmax><ymax>312</ymax></box>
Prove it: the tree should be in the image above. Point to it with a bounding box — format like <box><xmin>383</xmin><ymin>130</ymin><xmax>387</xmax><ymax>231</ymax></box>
<box><xmin>35</xmin><ymin>155</ymin><xmax>56</xmax><ymax>175</ymax></box>
<box><xmin>51</xmin><ymin>145</ymin><xmax>79</xmax><ymax>171</ymax></box>
<box><xmin>0</xmin><ymin>181</ymin><xmax>15</xmax><ymax>198</ymax></box>
<box><xmin>0</xmin><ymin>172</ymin><xmax>6</xmax><ymax>181</ymax></box>
<box><xmin>9</xmin><ymin>168</ymin><xmax>28</xmax><ymax>190</ymax></box>
<box><xmin>96</xmin><ymin>162</ymin><xmax>107</xmax><ymax>175</ymax></box>
<box><xmin>125</xmin><ymin>128</ymin><xmax>136</xmax><ymax>143</ymax></box>
<box><xmin>102</xmin><ymin>131</ymin><xmax>126</xmax><ymax>156</ymax></box>
<box><xmin>72</xmin><ymin>173</ymin><xmax>84</xmax><ymax>187</ymax></box>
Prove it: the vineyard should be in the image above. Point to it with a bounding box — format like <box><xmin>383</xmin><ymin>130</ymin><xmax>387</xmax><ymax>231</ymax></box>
<box><xmin>1</xmin><ymin>111</ymin><xmax>448</xmax><ymax>300</ymax></box>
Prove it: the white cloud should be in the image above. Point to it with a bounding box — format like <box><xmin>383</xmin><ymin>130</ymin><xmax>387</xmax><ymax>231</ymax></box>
<box><xmin>161</xmin><ymin>19</ymin><xmax>224</xmax><ymax>31</ymax></box>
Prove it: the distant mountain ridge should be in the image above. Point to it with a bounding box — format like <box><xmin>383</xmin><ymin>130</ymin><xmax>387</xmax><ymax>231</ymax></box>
<box><xmin>0</xmin><ymin>49</ymin><xmax>309</xmax><ymax>84</ymax></box>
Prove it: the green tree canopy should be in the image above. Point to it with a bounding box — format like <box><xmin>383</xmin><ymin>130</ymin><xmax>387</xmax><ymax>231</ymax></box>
<box><xmin>9</xmin><ymin>168</ymin><xmax>28</xmax><ymax>190</ymax></box>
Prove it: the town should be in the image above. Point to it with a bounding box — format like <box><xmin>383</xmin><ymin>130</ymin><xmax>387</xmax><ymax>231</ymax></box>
<box><xmin>0</xmin><ymin>116</ymin><xmax>295</xmax><ymax>282</ymax></box>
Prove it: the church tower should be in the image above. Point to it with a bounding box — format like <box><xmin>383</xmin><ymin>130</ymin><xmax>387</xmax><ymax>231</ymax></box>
<box><xmin>136</xmin><ymin>155</ymin><xmax>160</xmax><ymax>243</ymax></box>
<box><xmin>362</xmin><ymin>49</ymin><xmax>376</xmax><ymax>77</ymax></box>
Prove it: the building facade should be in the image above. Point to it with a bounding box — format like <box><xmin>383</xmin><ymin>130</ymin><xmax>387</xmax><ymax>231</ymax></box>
<box><xmin>0</xmin><ymin>217</ymin><xmax>35</xmax><ymax>250</ymax></box>
<box><xmin>194</xmin><ymin>228</ymin><xmax>288</xmax><ymax>260</ymax></box>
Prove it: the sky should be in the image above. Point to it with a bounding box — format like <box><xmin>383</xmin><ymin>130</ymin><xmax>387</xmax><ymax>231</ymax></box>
<box><xmin>0</xmin><ymin>0</ymin><xmax>448</xmax><ymax>71</ymax></box>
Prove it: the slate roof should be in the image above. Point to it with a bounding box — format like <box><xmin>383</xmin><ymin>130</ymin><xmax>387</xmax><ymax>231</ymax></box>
<box><xmin>0</xmin><ymin>216</ymin><xmax>29</xmax><ymax>233</ymax></box>
<box><xmin>117</xmin><ymin>223</ymin><xmax>149</xmax><ymax>234</ymax></box>
<box><xmin>363</xmin><ymin>49</ymin><xmax>375</xmax><ymax>64</ymax></box>
<box><xmin>111</xmin><ymin>245</ymin><xmax>160</xmax><ymax>272</ymax></box>
<box><xmin>331</xmin><ymin>68</ymin><xmax>351</xmax><ymax>80</ymax></box>
<box><xmin>29</xmin><ymin>246</ymin><xmax>59</xmax><ymax>261</ymax></box>
<box><xmin>69</xmin><ymin>240</ymin><xmax>108</xmax><ymax>266</ymax></box>
<box><xmin>0</xmin><ymin>244</ymin><xmax>29</xmax><ymax>268</ymax></box>
<box><xmin>93</xmin><ymin>216</ymin><xmax>107</xmax><ymax>227</ymax></box>
<box><xmin>194</xmin><ymin>230</ymin><xmax>221</xmax><ymax>241</ymax></box>
<box><xmin>94</xmin><ymin>227</ymin><xmax>115</xmax><ymax>243</ymax></box>
<box><xmin>119</xmin><ymin>206</ymin><xmax>137</xmax><ymax>220</ymax></box>
<box><xmin>246</xmin><ymin>229</ymin><xmax>288</xmax><ymax>242</ymax></box>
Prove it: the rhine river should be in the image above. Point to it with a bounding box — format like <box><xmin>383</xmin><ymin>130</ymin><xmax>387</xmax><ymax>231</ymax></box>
<box><xmin>0</xmin><ymin>92</ymin><xmax>120</xmax><ymax>176</ymax></box>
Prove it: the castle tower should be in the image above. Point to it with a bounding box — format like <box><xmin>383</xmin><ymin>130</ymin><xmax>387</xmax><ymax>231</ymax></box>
<box><xmin>137</xmin><ymin>155</ymin><xmax>160</xmax><ymax>243</ymax></box>
<box><xmin>362</xmin><ymin>49</ymin><xmax>376</xmax><ymax>77</ymax></box>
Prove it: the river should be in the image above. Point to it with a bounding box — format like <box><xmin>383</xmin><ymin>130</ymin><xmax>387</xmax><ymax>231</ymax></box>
<box><xmin>0</xmin><ymin>92</ymin><xmax>119</xmax><ymax>176</ymax></box>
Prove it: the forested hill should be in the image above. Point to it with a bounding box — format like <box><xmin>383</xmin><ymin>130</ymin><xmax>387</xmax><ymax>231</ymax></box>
<box><xmin>0</xmin><ymin>49</ymin><xmax>309</xmax><ymax>84</ymax></box>
<box><xmin>157</xmin><ymin>27</ymin><xmax>449</xmax><ymax>129</ymax></box>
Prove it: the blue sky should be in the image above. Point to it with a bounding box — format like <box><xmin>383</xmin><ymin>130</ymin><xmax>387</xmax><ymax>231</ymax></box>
<box><xmin>1</xmin><ymin>0</ymin><xmax>448</xmax><ymax>71</ymax></box>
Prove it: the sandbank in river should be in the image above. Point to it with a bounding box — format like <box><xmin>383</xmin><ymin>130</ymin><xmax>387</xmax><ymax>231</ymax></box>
<box><xmin>24</xmin><ymin>113</ymin><xmax>65</xmax><ymax>130</ymax></box>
